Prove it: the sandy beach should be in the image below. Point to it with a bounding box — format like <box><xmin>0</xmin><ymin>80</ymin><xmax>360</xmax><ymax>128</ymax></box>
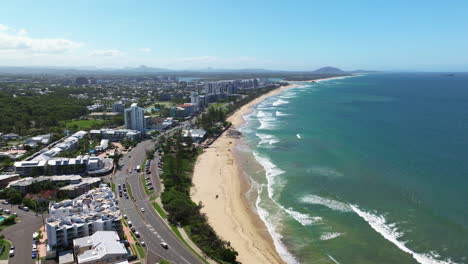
<box><xmin>191</xmin><ymin>78</ymin><xmax>344</xmax><ymax>263</ymax></box>
<box><xmin>191</xmin><ymin>83</ymin><xmax>300</xmax><ymax>264</ymax></box>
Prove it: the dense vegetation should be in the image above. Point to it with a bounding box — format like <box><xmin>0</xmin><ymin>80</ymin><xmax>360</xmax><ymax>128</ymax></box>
<box><xmin>196</xmin><ymin>106</ymin><xmax>229</xmax><ymax>136</ymax></box>
<box><xmin>0</xmin><ymin>92</ymin><xmax>90</xmax><ymax>135</ymax></box>
<box><xmin>160</xmin><ymin>133</ymin><xmax>239</xmax><ymax>263</ymax></box>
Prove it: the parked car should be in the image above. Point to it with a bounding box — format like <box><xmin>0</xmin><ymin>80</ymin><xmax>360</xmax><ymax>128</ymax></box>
<box><xmin>128</xmin><ymin>221</ymin><xmax>132</xmax><ymax>227</ymax></box>
<box><xmin>140</xmin><ymin>208</ymin><xmax>145</xmax><ymax>212</ymax></box>
<box><xmin>22</xmin><ymin>206</ymin><xmax>30</xmax><ymax>211</ymax></box>
<box><xmin>4</xmin><ymin>209</ymin><xmax>11</xmax><ymax>214</ymax></box>
<box><xmin>140</xmin><ymin>241</ymin><xmax>146</xmax><ymax>247</ymax></box>
<box><xmin>131</xmin><ymin>226</ymin><xmax>136</xmax><ymax>232</ymax></box>
<box><xmin>123</xmin><ymin>214</ymin><xmax>127</xmax><ymax>219</ymax></box>
<box><xmin>2</xmin><ymin>200</ymin><xmax>9</xmax><ymax>205</ymax></box>
<box><xmin>9</xmin><ymin>249</ymin><xmax>14</xmax><ymax>257</ymax></box>
<box><xmin>134</xmin><ymin>232</ymin><xmax>140</xmax><ymax>238</ymax></box>
<box><xmin>32</xmin><ymin>252</ymin><xmax>37</xmax><ymax>259</ymax></box>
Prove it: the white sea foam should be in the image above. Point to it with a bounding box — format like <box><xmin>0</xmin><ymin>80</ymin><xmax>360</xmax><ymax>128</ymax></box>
<box><xmin>256</xmin><ymin>110</ymin><xmax>267</xmax><ymax>118</ymax></box>
<box><xmin>320</xmin><ymin>232</ymin><xmax>343</xmax><ymax>241</ymax></box>
<box><xmin>301</xmin><ymin>195</ymin><xmax>352</xmax><ymax>212</ymax></box>
<box><xmin>272</xmin><ymin>99</ymin><xmax>289</xmax><ymax>106</ymax></box>
<box><xmin>258</xmin><ymin>117</ymin><xmax>277</xmax><ymax>130</ymax></box>
<box><xmin>296</xmin><ymin>134</ymin><xmax>302</xmax><ymax>139</ymax></box>
<box><xmin>255</xmin><ymin>185</ymin><xmax>300</xmax><ymax>264</ymax></box>
<box><xmin>306</xmin><ymin>166</ymin><xmax>344</xmax><ymax>178</ymax></box>
<box><xmin>327</xmin><ymin>255</ymin><xmax>342</xmax><ymax>264</ymax></box>
<box><xmin>350</xmin><ymin>205</ymin><xmax>459</xmax><ymax>264</ymax></box>
<box><xmin>276</xmin><ymin>111</ymin><xmax>290</xmax><ymax>116</ymax></box>
<box><xmin>256</xmin><ymin>133</ymin><xmax>279</xmax><ymax>147</ymax></box>
<box><xmin>253</xmin><ymin>152</ymin><xmax>285</xmax><ymax>200</ymax></box>
<box><xmin>284</xmin><ymin>207</ymin><xmax>322</xmax><ymax>226</ymax></box>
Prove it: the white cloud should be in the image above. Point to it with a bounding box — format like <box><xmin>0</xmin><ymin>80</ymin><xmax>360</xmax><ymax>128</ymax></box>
<box><xmin>0</xmin><ymin>24</ymin><xmax>81</xmax><ymax>54</ymax></box>
<box><xmin>89</xmin><ymin>49</ymin><xmax>123</xmax><ymax>57</ymax></box>
<box><xmin>0</xmin><ymin>24</ymin><xmax>9</xmax><ymax>31</ymax></box>
<box><xmin>139</xmin><ymin>48</ymin><xmax>152</xmax><ymax>53</ymax></box>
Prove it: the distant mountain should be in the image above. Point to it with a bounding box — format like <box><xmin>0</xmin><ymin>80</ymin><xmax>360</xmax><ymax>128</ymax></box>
<box><xmin>122</xmin><ymin>65</ymin><xmax>173</xmax><ymax>73</ymax></box>
<box><xmin>311</xmin><ymin>66</ymin><xmax>345</xmax><ymax>74</ymax></box>
<box><xmin>189</xmin><ymin>68</ymin><xmax>276</xmax><ymax>73</ymax></box>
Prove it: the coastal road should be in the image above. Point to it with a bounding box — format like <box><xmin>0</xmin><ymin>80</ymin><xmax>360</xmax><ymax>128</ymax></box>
<box><xmin>113</xmin><ymin>139</ymin><xmax>203</xmax><ymax>264</ymax></box>
<box><xmin>1</xmin><ymin>202</ymin><xmax>45</xmax><ymax>264</ymax></box>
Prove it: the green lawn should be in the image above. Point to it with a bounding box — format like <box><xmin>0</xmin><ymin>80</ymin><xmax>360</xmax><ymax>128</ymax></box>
<box><xmin>0</xmin><ymin>240</ymin><xmax>11</xmax><ymax>260</ymax></box>
<box><xmin>65</xmin><ymin>119</ymin><xmax>105</xmax><ymax>130</ymax></box>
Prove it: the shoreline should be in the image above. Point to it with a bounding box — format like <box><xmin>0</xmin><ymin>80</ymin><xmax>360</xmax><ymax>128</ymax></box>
<box><xmin>191</xmin><ymin>79</ymin><xmax>337</xmax><ymax>263</ymax></box>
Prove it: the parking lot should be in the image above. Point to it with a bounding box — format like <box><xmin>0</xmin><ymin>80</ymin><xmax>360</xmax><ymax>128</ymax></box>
<box><xmin>0</xmin><ymin>200</ymin><xmax>46</xmax><ymax>264</ymax></box>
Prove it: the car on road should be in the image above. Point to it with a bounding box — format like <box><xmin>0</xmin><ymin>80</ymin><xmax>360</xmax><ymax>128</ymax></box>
<box><xmin>135</xmin><ymin>231</ymin><xmax>140</xmax><ymax>238</ymax></box>
<box><xmin>140</xmin><ymin>208</ymin><xmax>145</xmax><ymax>212</ymax></box>
<box><xmin>9</xmin><ymin>249</ymin><xmax>14</xmax><ymax>257</ymax></box>
<box><xmin>21</xmin><ymin>206</ymin><xmax>30</xmax><ymax>211</ymax></box>
<box><xmin>160</xmin><ymin>241</ymin><xmax>169</xmax><ymax>249</ymax></box>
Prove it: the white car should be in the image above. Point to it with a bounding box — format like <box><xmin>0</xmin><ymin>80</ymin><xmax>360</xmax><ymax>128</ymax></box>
<box><xmin>134</xmin><ymin>231</ymin><xmax>140</xmax><ymax>238</ymax></box>
<box><xmin>128</xmin><ymin>221</ymin><xmax>132</xmax><ymax>227</ymax></box>
<box><xmin>140</xmin><ymin>208</ymin><xmax>145</xmax><ymax>212</ymax></box>
<box><xmin>123</xmin><ymin>214</ymin><xmax>127</xmax><ymax>219</ymax></box>
<box><xmin>32</xmin><ymin>244</ymin><xmax>37</xmax><ymax>250</ymax></box>
<box><xmin>160</xmin><ymin>241</ymin><xmax>169</xmax><ymax>249</ymax></box>
<box><xmin>9</xmin><ymin>249</ymin><xmax>14</xmax><ymax>257</ymax></box>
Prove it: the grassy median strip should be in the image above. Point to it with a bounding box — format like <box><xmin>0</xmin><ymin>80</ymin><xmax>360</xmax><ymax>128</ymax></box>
<box><xmin>151</xmin><ymin>201</ymin><xmax>208</xmax><ymax>264</ymax></box>
<box><xmin>152</xmin><ymin>202</ymin><xmax>167</xmax><ymax>219</ymax></box>
<box><xmin>0</xmin><ymin>239</ymin><xmax>11</xmax><ymax>260</ymax></box>
<box><xmin>129</xmin><ymin>232</ymin><xmax>146</xmax><ymax>258</ymax></box>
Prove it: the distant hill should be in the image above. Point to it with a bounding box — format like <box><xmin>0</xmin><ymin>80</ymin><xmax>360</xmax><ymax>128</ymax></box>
<box><xmin>311</xmin><ymin>66</ymin><xmax>346</xmax><ymax>74</ymax></box>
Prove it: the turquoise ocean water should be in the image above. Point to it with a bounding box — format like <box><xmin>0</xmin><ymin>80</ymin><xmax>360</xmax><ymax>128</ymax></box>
<box><xmin>236</xmin><ymin>73</ymin><xmax>468</xmax><ymax>264</ymax></box>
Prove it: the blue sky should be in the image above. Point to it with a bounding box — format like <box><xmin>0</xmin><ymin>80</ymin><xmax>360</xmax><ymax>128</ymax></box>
<box><xmin>1</xmin><ymin>0</ymin><xmax>467</xmax><ymax>71</ymax></box>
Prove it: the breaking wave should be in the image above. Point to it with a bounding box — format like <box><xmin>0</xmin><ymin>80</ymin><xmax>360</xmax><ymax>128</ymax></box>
<box><xmin>272</xmin><ymin>99</ymin><xmax>289</xmax><ymax>106</ymax></box>
<box><xmin>350</xmin><ymin>205</ymin><xmax>459</xmax><ymax>264</ymax></box>
<box><xmin>320</xmin><ymin>232</ymin><xmax>343</xmax><ymax>241</ymax></box>
<box><xmin>301</xmin><ymin>195</ymin><xmax>352</xmax><ymax>212</ymax></box>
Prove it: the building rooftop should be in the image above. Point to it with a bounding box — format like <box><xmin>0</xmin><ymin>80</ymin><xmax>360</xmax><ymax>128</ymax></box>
<box><xmin>47</xmin><ymin>185</ymin><xmax>120</xmax><ymax>228</ymax></box>
<box><xmin>75</xmin><ymin>231</ymin><xmax>127</xmax><ymax>263</ymax></box>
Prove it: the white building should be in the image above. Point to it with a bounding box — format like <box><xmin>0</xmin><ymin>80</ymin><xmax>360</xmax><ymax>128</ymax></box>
<box><xmin>74</xmin><ymin>231</ymin><xmax>128</xmax><ymax>264</ymax></box>
<box><xmin>190</xmin><ymin>91</ymin><xmax>200</xmax><ymax>106</ymax></box>
<box><xmin>124</xmin><ymin>103</ymin><xmax>145</xmax><ymax>133</ymax></box>
<box><xmin>46</xmin><ymin>185</ymin><xmax>122</xmax><ymax>252</ymax></box>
